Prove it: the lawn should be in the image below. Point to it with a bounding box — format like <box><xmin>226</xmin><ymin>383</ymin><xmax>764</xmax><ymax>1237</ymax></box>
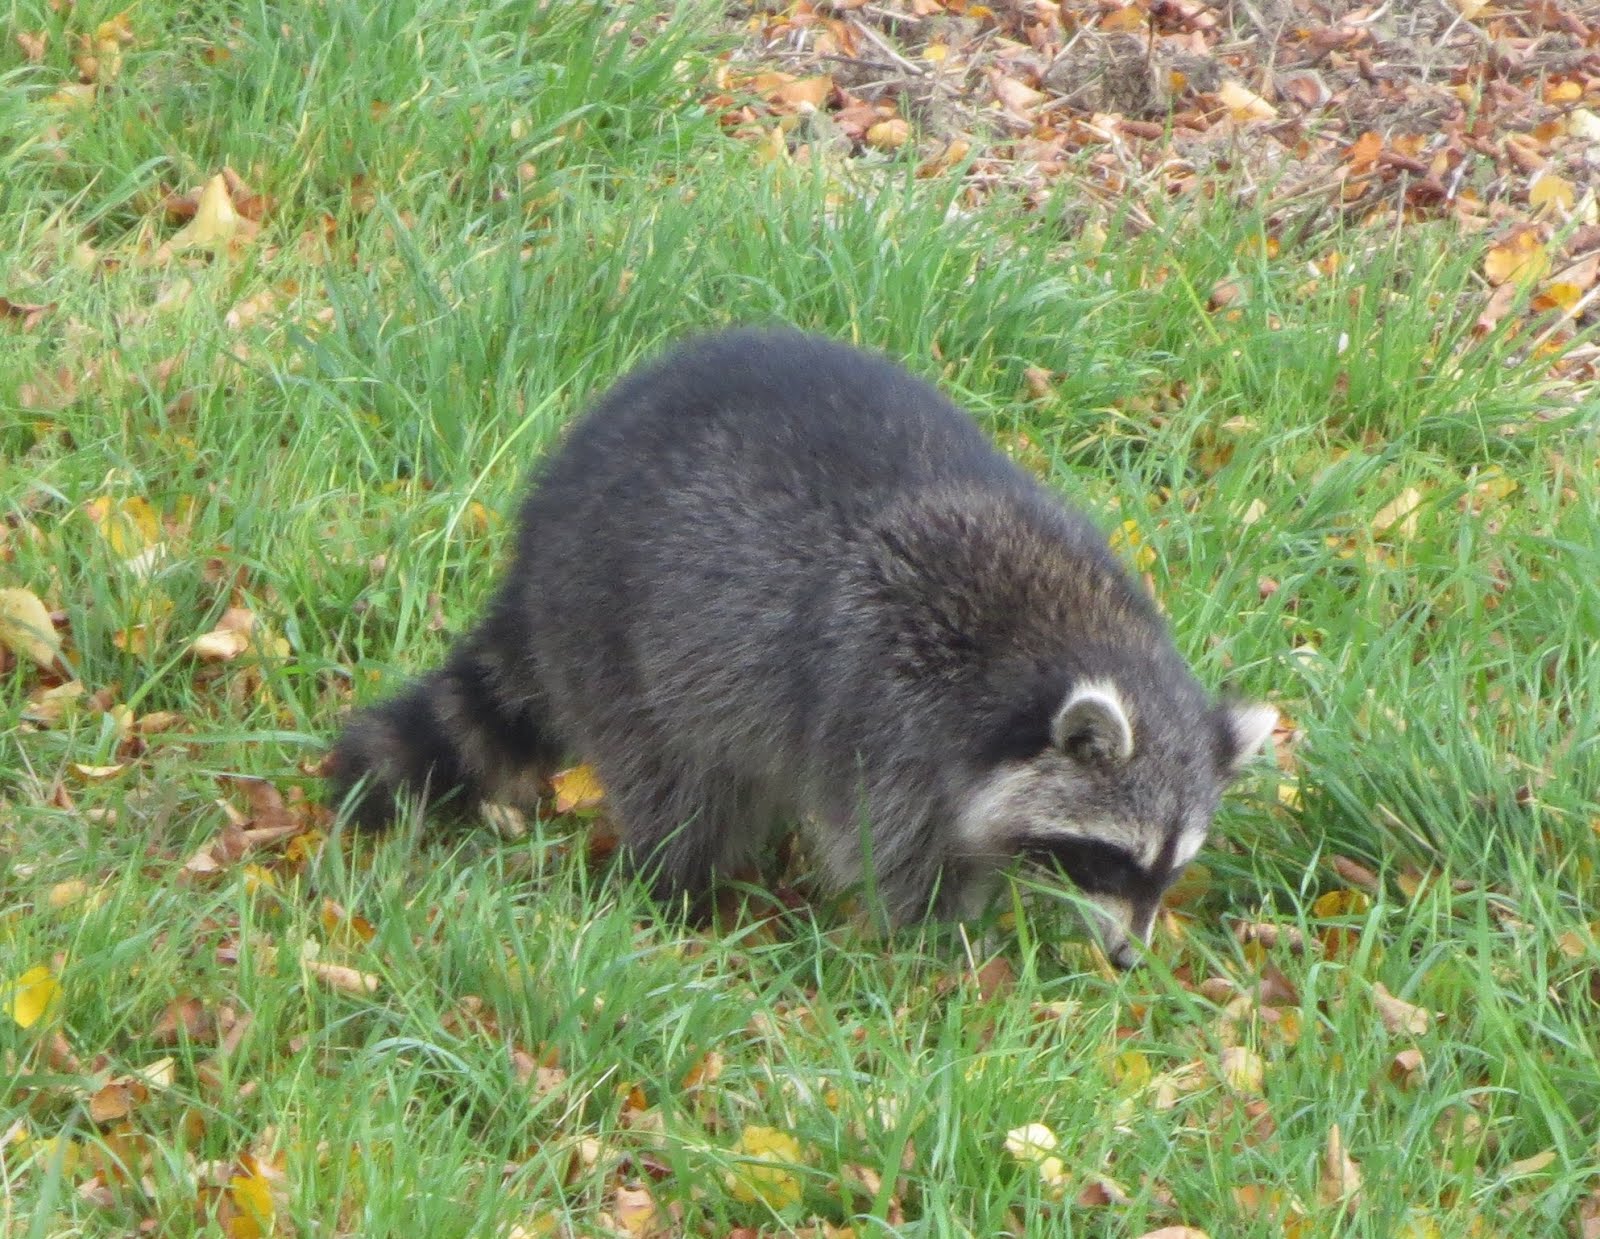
<box><xmin>3</xmin><ymin>0</ymin><xmax>1598</xmax><ymax>1236</ymax></box>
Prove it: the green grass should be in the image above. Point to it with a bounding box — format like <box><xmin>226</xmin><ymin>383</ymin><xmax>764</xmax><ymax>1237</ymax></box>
<box><xmin>4</xmin><ymin>0</ymin><xmax>1599</xmax><ymax>1235</ymax></box>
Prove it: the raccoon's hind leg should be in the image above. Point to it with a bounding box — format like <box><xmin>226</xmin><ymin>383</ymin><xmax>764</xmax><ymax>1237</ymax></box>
<box><xmin>594</xmin><ymin>746</ymin><xmax>783</xmax><ymax>911</ymax></box>
<box><xmin>326</xmin><ymin>633</ymin><xmax>564</xmax><ymax>831</ymax></box>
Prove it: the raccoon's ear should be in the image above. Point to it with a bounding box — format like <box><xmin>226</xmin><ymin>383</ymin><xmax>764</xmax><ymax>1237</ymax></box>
<box><xmin>1052</xmin><ymin>682</ymin><xmax>1134</xmax><ymax>766</ymax></box>
<box><xmin>1218</xmin><ymin>702</ymin><xmax>1278</xmax><ymax>775</ymax></box>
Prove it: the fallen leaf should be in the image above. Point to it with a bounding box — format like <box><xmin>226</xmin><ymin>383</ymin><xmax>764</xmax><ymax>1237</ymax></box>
<box><xmin>1372</xmin><ymin>487</ymin><xmax>1423</xmax><ymax>541</ymax></box>
<box><xmin>5</xmin><ymin>965</ymin><xmax>62</xmax><ymax>1029</ymax></box>
<box><xmin>1391</xmin><ymin>1047</ymin><xmax>1426</xmax><ymax>1088</ymax></box>
<box><xmin>1134</xmin><ymin>1229</ymin><xmax>1212</xmax><ymax>1239</ymax></box>
<box><xmin>0</xmin><ymin>588</ymin><xmax>64</xmax><ymax>669</ymax></box>
<box><xmin>303</xmin><ymin>960</ymin><xmax>380</xmax><ymax>996</ymax></box>
<box><xmin>611</xmin><ymin>1184</ymin><xmax>660</xmax><ymax>1237</ymax></box>
<box><xmin>1371</xmin><ymin>983</ymin><xmax>1434</xmax><ymax>1037</ymax></box>
<box><xmin>1317</xmin><ymin>1123</ymin><xmax>1362</xmax><ymax>1210</ymax></box>
<box><xmin>165</xmin><ymin>174</ymin><xmax>246</xmax><ymax>255</ymax></box>
<box><xmin>1509</xmin><ymin>1148</ymin><xmax>1557</xmax><ymax>1177</ymax></box>
<box><xmin>1330</xmin><ymin>856</ymin><xmax>1381</xmax><ymax>891</ymax></box>
<box><xmin>866</xmin><ymin>117</ymin><xmax>911</xmax><ymax>151</ymax></box>
<box><xmin>550</xmin><ymin>764</ymin><xmax>605</xmax><ymax>814</ymax></box>
<box><xmin>1003</xmin><ymin>1123</ymin><xmax>1058</xmax><ymax>1164</ymax></box>
<box><xmin>1219</xmin><ymin>1045</ymin><xmax>1265</xmax><ymax>1093</ymax></box>
<box><xmin>726</xmin><ymin>1125</ymin><xmax>804</xmax><ymax>1209</ymax></box>
<box><xmin>1484</xmin><ymin>229</ymin><xmax>1549</xmax><ymax>288</ymax></box>
<box><xmin>992</xmin><ymin>73</ymin><xmax>1046</xmax><ymax>114</ymax></box>
<box><xmin>773</xmin><ymin>76</ymin><xmax>832</xmax><ymax>109</ymax></box>
<box><xmin>1529</xmin><ymin>175</ymin><xmax>1574</xmax><ymax>214</ymax></box>
<box><xmin>1217</xmin><ymin>80</ymin><xmax>1276</xmax><ymax>122</ymax></box>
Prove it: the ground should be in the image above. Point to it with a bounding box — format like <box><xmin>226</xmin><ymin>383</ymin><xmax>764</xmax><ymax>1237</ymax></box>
<box><xmin>2</xmin><ymin>1</ymin><xmax>1598</xmax><ymax>1236</ymax></box>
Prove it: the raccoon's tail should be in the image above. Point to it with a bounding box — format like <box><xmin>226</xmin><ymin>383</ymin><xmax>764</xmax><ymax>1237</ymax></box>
<box><xmin>325</xmin><ymin>632</ymin><xmax>564</xmax><ymax>830</ymax></box>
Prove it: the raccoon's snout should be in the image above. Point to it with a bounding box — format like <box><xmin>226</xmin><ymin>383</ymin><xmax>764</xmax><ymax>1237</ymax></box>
<box><xmin>1085</xmin><ymin>892</ymin><xmax>1159</xmax><ymax>971</ymax></box>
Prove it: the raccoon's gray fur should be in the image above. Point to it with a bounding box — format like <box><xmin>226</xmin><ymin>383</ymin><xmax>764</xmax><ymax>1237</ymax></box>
<box><xmin>327</xmin><ymin>329</ymin><xmax>1275</xmax><ymax>967</ymax></box>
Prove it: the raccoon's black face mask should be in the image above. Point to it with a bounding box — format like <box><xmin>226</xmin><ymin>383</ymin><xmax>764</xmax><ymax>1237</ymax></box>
<box><xmin>969</xmin><ymin>680</ymin><xmax>1278</xmax><ymax>969</ymax></box>
<box><xmin>1020</xmin><ymin>832</ymin><xmax>1192</xmax><ymax>970</ymax></box>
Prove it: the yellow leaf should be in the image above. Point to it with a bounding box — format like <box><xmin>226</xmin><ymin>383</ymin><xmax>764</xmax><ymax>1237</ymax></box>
<box><xmin>45</xmin><ymin>879</ymin><xmax>94</xmax><ymax>910</ymax></box>
<box><xmin>1217</xmin><ymin>80</ymin><xmax>1277</xmax><ymax>122</ymax></box>
<box><xmin>550</xmin><ymin>764</ymin><xmax>605</xmax><ymax>814</ymax></box>
<box><xmin>1509</xmin><ymin>1148</ymin><xmax>1557</xmax><ymax>1177</ymax></box>
<box><xmin>1397</xmin><ymin>1212</ymin><xmax>1444</xmax><ymax>1239</ymax></box>
<box><xmin>1312</xmin><ymin>889</ymin><xmax>1371</xmax><ymax>918</ymax></box>
<box><xmin>1529</xmin><ymin>174</ymin><xmax>1574</xmax><ymax>213</ymax></box>
<box><xmin>169</xmin><ymin>175</ymin><xmax>241</xmax><ymax>253</ymax></box>
<box><xmin>1484</xmin><ymin>230</ymin><xmax>1549</xmax><ymax>288</ymax></box>
<box><xmin>612</xmin><ymin>1184</ymin><xmax>660</xmax><ymax>1237</ymax></box>
<box><xmin>1112</xmin><ymin>1049</ymin><xmax>1152</xmax><ymax>1089</ymax></box>
<box><xmin>726</xmin><ymin>1125</ymin><xmax>804</xmax><ymax>1210</ymax></box>
<box><xmin>44</xmin><ymin>82</ymin><xmax>96</xmax><ymax>111</ymax></box>
<box><xmin>865</xmin><ymin>117</ymin><xmax>911</xmax><ymax>151</ymax></box>
<box><xmin>85</xmin><ymin>495</ymin><xmax>162</xmax><ymax>555</ymax></box>
<box><xmin>1003</xmin><ymin>1122</ymin><xmax>1058</xmax><ymax>1164</ymax></box>
<box><xmin>0</xmin><ymin>588</ymin><xmax>63</xmax><ymax>669</ymax></box>
<box><xmin>1220</xmin><ymin>1045</ymin><xmax>1265</xmax><ymax>1093</ymax></box>
<box><xmin>228</xmin><ymin>1165</ymin><xmax>275</xmax><ymax>1239</ymax></box>
<box><xmin>241</xmin><ymin>863</ymin><xmax>277</xmax><ymax>894</ymax></box>
<box><xmin>70</xmin><ymin>762</ymin><xmax>126</xmax><ymax>781</ymax></box>
<box><xmin>1110</xmin><ymin>519</ymin><xmax>1157</xmax><ymax>571</ymax></box>
<box><xmin>5</xmin><ymin>965</ymin><xmax>62</xmax><ymax>1029</ymax></box>
<box><xmin>1372</xmin><ymin>486</ymin><xmax>1423</xmax><ymax>541</ymax></box>
<box><xmin>1533</xmin><ymin>281</ymin><xmax>1583</xmax><ymax>313</ymax></box>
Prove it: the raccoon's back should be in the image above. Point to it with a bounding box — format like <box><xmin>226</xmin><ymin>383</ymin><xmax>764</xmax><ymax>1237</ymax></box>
<box><xmin>524</xmin><ymin>330</ymin><xmax>1021</xmax><ymax>540</ymax></box>
<box><xmin>499</xmin><ymin>332</ymin><xmax>1036</xmax><ymax>754</ymax></box>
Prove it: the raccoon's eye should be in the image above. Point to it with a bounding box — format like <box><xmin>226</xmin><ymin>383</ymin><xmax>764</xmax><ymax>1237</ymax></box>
<box><xmin>1022</xmin><ymin>836</ymin><xmax>1142</xmax><ymax>897</ymax></box>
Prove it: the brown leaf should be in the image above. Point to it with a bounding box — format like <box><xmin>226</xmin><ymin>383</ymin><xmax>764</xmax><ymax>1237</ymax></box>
<box><xmin>89</xmin><ymin>1080</ymin><xmax>141</xmax><ymax>1124</ymax></box>
<box><xmin>1330</xmin><ymin>856</ymin><xmax>1380</xmax><ymax>892</ymax></box>
<box><xmin>773</xmin><ymin>76</ymin><xmax>833</xmax><ymax>109</ymax></box>
<box><xmin>303</xmin><ymin>960</ymin><xmax>380</xmax><ymax>995</ymax></box>
<box><xmin>1391</xmin><ymin>1048</ymin><xmax>1426</xmax><ymax>1088</ymax></box>
<box><xmin>991</xmin><ymin>73</ymin><xmax>1046</xmax><ymax>114</ymax></box>
<box><xmin>611</xmin><ymin>1184</ymin><xmax>660</xmax><ymax>1237</ymax></box>
<box><xmin>1371</xmin><ymin>983</ymin><xmax>1434</xmax><ymax>1037</ymax></box>
<box><xmin>1134</xmin><ymin>1229</ymin><xmax>1212</xmax><ymax>1239</ymax></box>
<box><xmin>151</xmin><ymin>996</ymin><xmax>213</xmax><ymax>1045</ymax></box>
<box><xmin>15</xmin><ymin>30</ymin><xmax>48</xmax><ymax>61</ymax></box>
<box><xmin>1317</xmin><ymin>1123</ymin><xmax>1362</xmax><ymax>1210</ymax></box>
<box><xmin>0</xmin><ymin>296</ymin><xmax>55</xmax><ymax>328</ymax></box>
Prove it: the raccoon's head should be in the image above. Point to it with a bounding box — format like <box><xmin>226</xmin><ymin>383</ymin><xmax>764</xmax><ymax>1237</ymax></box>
<box><xmin>958</xmin><ymin>678</ymin><xmax>1277</xmax><ymax>969</ymax></box>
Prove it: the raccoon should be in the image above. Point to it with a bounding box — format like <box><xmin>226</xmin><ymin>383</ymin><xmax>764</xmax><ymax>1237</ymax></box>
<box><xmin>327</xmin><ymin>329</ymin><xmax>1276</xmax><ymax>967</ymax></box>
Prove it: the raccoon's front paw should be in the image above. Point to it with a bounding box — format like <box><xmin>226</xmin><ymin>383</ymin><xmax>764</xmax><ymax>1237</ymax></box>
<box><xmin>479</xmin><ymin>802</ymin><xmax>528</xmax><ymax>839</ymax></box>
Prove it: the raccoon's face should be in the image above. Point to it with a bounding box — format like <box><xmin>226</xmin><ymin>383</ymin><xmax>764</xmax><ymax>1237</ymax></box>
<box><xmin>958</xmin><ymin>680</ymin><xmax>1277</xmax><ymax>969</ymax></box>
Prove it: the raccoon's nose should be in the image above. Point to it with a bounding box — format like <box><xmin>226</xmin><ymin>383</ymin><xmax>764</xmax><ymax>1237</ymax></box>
<box><xmin>1108</xmin><ymin>940</ymin><xmax>1139</xmax><ymax>971</ymax></box>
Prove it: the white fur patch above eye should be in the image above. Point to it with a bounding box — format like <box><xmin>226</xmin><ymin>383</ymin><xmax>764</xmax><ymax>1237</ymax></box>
<box><xmin>1225</xmin><ymin>702</ymin><xmax>1279</xmax><ymax>773</ymax></box>
<box><xmin>1052</xmin><ymin>681</ymin><xmax>1134</xmax><ymax>764</ymax></box>
<box><xmin>1171</xmin><ymin>826</ymin><xmax>1208</xmax><ymax>869</ymax></box>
